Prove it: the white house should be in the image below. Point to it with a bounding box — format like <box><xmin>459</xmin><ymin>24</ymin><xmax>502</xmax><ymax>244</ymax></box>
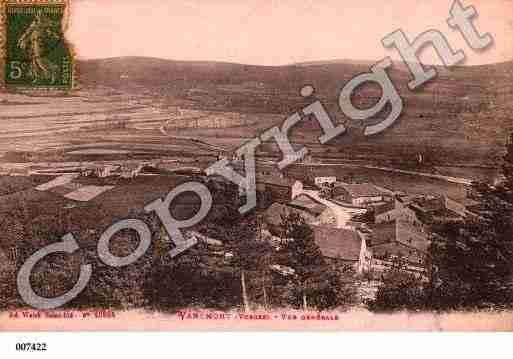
<box><xmin>315</xmin><ymin>176</ymin><xmax>337</xmax><ymax>187</ymax></box>
<box><xmin>333</xmin><ymin>183</ymin><xmax>389</xmax><ymax>207</ymax></box>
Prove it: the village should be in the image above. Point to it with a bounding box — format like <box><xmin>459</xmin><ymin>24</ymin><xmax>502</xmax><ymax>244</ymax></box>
<box><xmin>1</xmin><ymin>150</ymin><xmax>481</xmax><ymax>308</ymax></box>
<box><xmin>250</xmin><ymin>168</ymin><xmax>475</xmax><ymax>285</ymax></box>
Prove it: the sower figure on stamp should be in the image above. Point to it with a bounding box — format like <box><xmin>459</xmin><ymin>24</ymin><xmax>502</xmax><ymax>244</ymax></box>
<box><xmin>17</xmin><ymin>13</ymin><xmax>60</xmax><ymax>84</ymax></box>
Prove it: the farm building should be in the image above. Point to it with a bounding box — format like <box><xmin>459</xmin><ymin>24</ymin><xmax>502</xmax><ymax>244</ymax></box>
<box><xmin>263</xmin><ymin>193</ymin><xmax>337</xmax><ymax>234</ymax></box>
<box><xmin>256</xmin><ymin>174</ymin><xmax>303</xmax><ymax>203</ymax></box>
<box><xmin>408</xmin><ymin>195</ymin><xmax>468</xmax><ymax>224</ymax></box>
<box><xmin>333</xmin><ymin>183</ymin><xmax>390</xmax><ymax>207</ymax></box>
<box><xmin>288</xmin><ymin>194</ymin><xmax>336</xmax><ymax>227</ymax></box>
<box><xmin>374</xmin><ymin>196</ymin><xmax>423</xmax><ymax>226</ymax></box>
<box><xmin>263</xmin><ymin>203</ymin><xmax>318</xmax><ymax>236</ymax></box>
<box><xmin>368</xmin><ymin>220</ymin><xmax>430</xmax><ymax>274</ymax></box>
<box><xmin>312</xmin><ymin>226</ymin><xmax>372</xmax><ymax>274</ymax></box>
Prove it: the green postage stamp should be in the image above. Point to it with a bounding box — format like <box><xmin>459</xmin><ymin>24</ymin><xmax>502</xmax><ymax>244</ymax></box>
<box><xmin>2</xmin><ymin>0</ymin><xmax>72</xmax><ymax>89</ymax></box>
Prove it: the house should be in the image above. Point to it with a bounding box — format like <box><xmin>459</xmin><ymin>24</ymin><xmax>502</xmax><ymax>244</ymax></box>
<box><xmin>93</xmin><ymin>163</ymin><xmax>143</xmax><ymax>179</ymax></box>
<box><xmin>368</xmin><ymin>220</ymin><xmax>430</xmax><ymax>274</ymax></box>
<box><xmin>256</xmin><ymin>174</ymin><xmax>303</xmax><ymax>203</ymax></box>
<box><xmin>409</xmin><ymin>195</ymin><xmax>466</xmax><ymax>224</ymax></box>
<box><xmin>288</xmin><ymin>194</ymin><xmax>327</xmax><ymax>214</ymax></box>
<box><xmin>118</xmin><ymin>164</ymin><xmax>144</xmax><ymax>179</ymax></box>
<box><xmin>333</xmin><ymin>183</ymin><xmax>390</xmax><ymax>206</ymax></box>
<box><xmin>375</xmin><ymin>194</ymin><xmax>472</xmax><ymax>227</ymax></box>
<box><xmin>315</xmin><ymin>176</ymin><xmax>337</xmax><ymax>187</ymax></box>
<box><xmin>95</xmin><ymin>165</ymin><xmax>119</xmax><ymax>178</ymax></box>
<box><xmin>409</xmin><ymin>195</ymin><xmax>445</xmax><ymax>214</ymax></box>
<box><xmin>312</xmin><ymin>226</ymin><xmax>372</xmax><ymax>274</ymax></box>
<box><xmin>263</xmin><ymin>203</ymin><xmax>318</xmax><ymax>236</ymax></box>
<box><xmin>375</xmin><ymin>196</ymin><xmax>423</xmax><ymax>226</ymax></box>
<box><xmin>262</xmin><ymin>202</ymin><xmax>371</xmax><ymax>274</ymax></box>
<box><xmin>289</xmin><ymin>194</ymin><xmax>337</xmax><ymax>227</ymax></box>
<box><xmin>264</xmin><ymin>193</ymin><xmax>337</xmax><ymax>232</ymax></box>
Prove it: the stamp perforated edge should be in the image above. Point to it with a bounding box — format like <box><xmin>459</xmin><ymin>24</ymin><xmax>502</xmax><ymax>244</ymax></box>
<box><xmin>0</xmin><ymin>0</ymin><xmax>74</xmax><ymax>91</ymax></box>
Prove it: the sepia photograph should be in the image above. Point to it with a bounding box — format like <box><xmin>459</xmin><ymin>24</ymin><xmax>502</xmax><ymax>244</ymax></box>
<box><xmin>1</xmin><ymin>0</ymin><xmax>513</xmax><ymax>340</ymax></box>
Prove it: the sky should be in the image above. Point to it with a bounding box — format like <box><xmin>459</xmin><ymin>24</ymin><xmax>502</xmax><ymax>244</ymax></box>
<box><xmin>67</xmin><ymin>0</ymin><xmax>513</xmax><ymax>66</ymax></box>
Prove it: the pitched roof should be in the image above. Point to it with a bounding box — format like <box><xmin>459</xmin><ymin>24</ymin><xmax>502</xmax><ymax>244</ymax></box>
<box><xmin>374</xmin><ymin>201</ymin><xmax>396</xmax><ymax>216</ymax></box>
<box><xmin>369</xmin><ymin>221</ymin><xmax>396</xmax><ymax>246</ymax></box>
<box><xmin>410</xmin><ymin>196</ymin><xmax>445</xmax><ymax>213</ymax></box>
<box><xmin>334</xmin><ymin>183</ymin><xmax>386</xmax><ymax>198</ymax></box>
<box><xmin>395</xmin><ymin>221</ymin><xmax>430</xmax><ymax>253</ymax></box>
<box><xmin>288</xmin><ymin>194</ymin><xmax>327</xmax><ymax>215</ymax></box>
<box><xmin>263</xmin><ymin>203</ymin><xmax>315</xmax><ymax>228</ymax></box>
<box><xmin>312</xmin><ymin>226</ymin><xmax>362</xmax><ymax>261</ymax></box>
<box><xmin>370</xmin><ymin>220</ymin><xmax>430</xmax><ymax>254</ymax></box>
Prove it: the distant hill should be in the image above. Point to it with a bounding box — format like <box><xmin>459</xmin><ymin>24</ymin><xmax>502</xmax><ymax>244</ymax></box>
<box><xmin>294</xmin><ymin>58</ymin><xmax>414</xmax><ymax>71</ymax></box>
<box><xmin>77</xmin><ymin>57</ymin><xmax>513</xmax><ymax>167</ymax></box>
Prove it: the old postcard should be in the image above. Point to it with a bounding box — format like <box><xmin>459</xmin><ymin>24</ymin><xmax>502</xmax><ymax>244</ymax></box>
<box><xmin>1</xmin><ymin>0</ymin><xmax>513</xmax><ymax>332</ymax></box>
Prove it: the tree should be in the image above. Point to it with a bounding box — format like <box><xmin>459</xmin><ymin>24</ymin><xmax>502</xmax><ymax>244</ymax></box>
<box><xmin>319</xmin><ymin>184</ymin><xmax>334</xmax><ymax>199</ymax></box>
<box><xmin>197</xmin><ymin>182</ymin><xmax>276</xmax><ymax>312</ymax></box>
<box><xmin>502</xmin><ymin>132</ymin><xmax>513</xmax><ymax>195</ymax></box>
<box><xmin>368</xmin><ymin>269</ymin><xmax>425</xmax><ymax>311</ymax></box>
<box><xmin>370</xmin><ymin>134</ymin><xmax>513</xmax><ymax>311</ymax></box>
<box><xmin>144</xmin><ymin>223</ymin><xmax>242</xmax><ymax>312</ymax></box>
<box><xmin>278</xmin><ymin>212</ymin><xmax>344</xmax><ymax>310</ymax></box>
<box><xmin>428</xmin><ymin>181</ymin><xmax>513</xmax><ymax>310</ymax></box>
<box><xmin>227</xmin><ymin>215</ymin><xmax>274</xmax><ymax>312</ymax></box>
<box><xmin>0</xmin><ymin>251</ymin><xmax>17</xmax><ymax>309</ymax></box>
<box><xmin>429</xmin><ymin>134</ymin><xmax>513</xmax><ymax>309</ymax></box>
<box><xmin>236</xmin><ymin>234</ymin><xmax>273</xmax><ymax>311</ymax></box>
<box><xmin>201</xmin><ymin>181</ymin><xmax>274</xmax><ymax>311</ymax></box>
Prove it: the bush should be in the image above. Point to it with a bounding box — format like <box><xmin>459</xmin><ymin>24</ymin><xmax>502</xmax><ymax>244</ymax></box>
<box><xmin>368</xmin><ymin>270</ymin><xmax>426</xmax><ymax>312</ymax></box>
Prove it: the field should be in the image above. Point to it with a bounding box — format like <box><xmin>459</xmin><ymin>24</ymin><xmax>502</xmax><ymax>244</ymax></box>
<box><xmin>1</xmin><ymin>57</ymin><xmax>512</xmax><ymax>175</ymax></box>
<box><xmin>0</xmin><ymin>90</ymin><xmax>273</xmax><ymax>165</ymax></box>
<box><xmin>75</xmin><ymin>57</ymin><xmax>513</xmax><ymax>168</ymax></box>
